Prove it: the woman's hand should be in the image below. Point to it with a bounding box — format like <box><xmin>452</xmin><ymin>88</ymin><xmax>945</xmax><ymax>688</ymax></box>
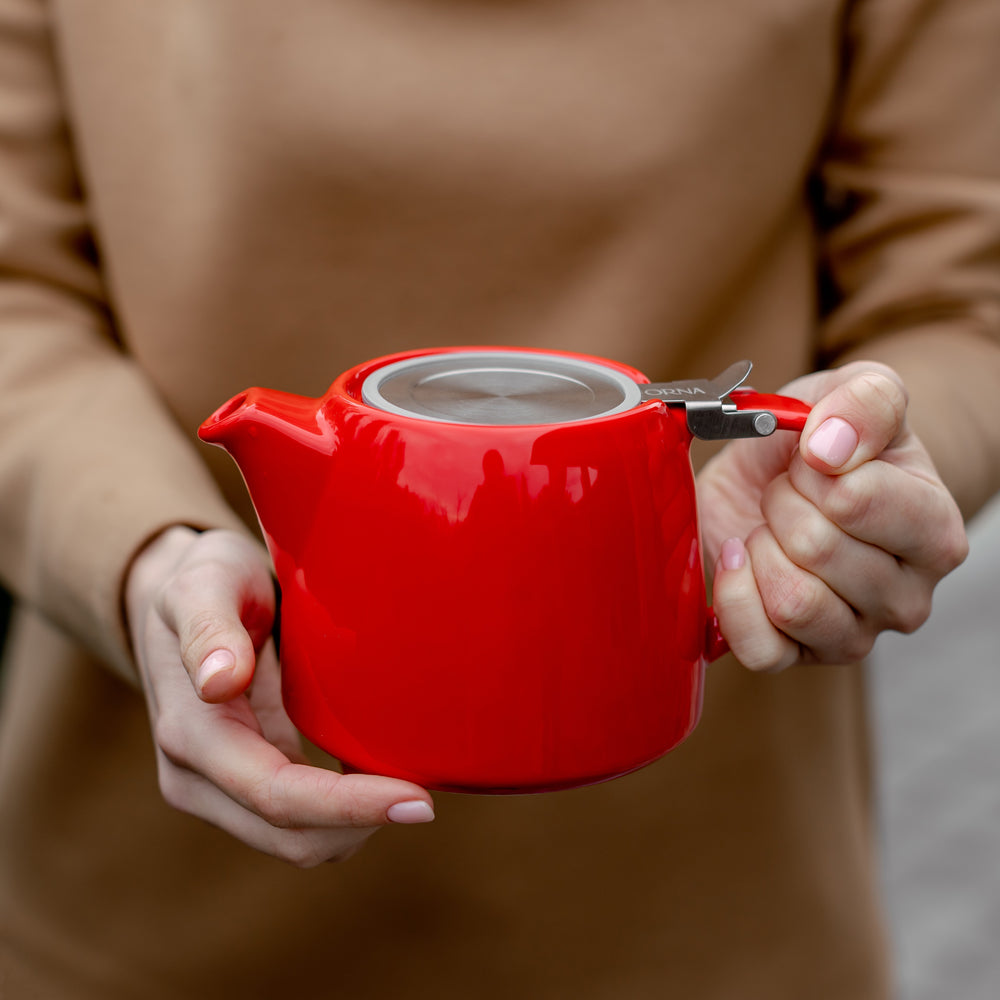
<box><xmin>124</xmin><ymin>526</ymin><xmax>434</xmax><ymax>866</ymax></box>
<box><xmin>698</xmin><ymin>362</ymin><xmax>969</xmax><ymax>671</ymax></box>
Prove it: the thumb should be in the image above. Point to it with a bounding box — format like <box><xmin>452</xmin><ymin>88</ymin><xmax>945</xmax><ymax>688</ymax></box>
<box><xmin>157</xmin><ymin>532</ymin><xmax>277</xmax><ymax>703</ymax></box>
<box><xmin>800</xmin><ymin>364</ymin><xmax>908</xmax><ymax>474</ymax></box>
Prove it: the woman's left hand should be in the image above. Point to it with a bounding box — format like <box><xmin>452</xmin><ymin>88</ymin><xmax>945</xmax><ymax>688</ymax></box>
<box><xmin>698</xmin><ymin>361</ymin><xmax>969</xmax><ymax>671</ymax></box>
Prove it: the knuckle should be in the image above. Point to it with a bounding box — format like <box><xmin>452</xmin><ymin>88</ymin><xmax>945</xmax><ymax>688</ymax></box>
<box><xmin>798</xmin><ymin>621</ymin><xmax>873</xmax><ymax>666</ymax></box>
<box><xmin>161</xmin><ymin>561</ymin><xmax>208</xmax><ymax>606</ymax></box>
<box><xmin>851</xmin><ymin>369</ymin><xmax>907</xmax><ymax>430</ymax></box>
<box><xmin>821</xmin><ymin>474</ymin><xmax>875</xmax><ymax>531</ymax></box>
<box><xmin>244</xmin><ymin>780</ymin><xmax>295</xmax><ymax>829</ymax></box>
<box><xmin>887</xmin><ymin>595</ymin><xmax>932</xmax><ymax>636</ymax></box>
<box><xmin>763</xmin><ymin>572</ymin><xmax>826</xmax><ymax>636</ymax></box>
<box><xmin>328</xmin><ymin>773</ymin><xmax>396</xmax><ymax>829</ymax></box>
<box><xmin>331</xmin><ymin>787</ymin><xmax>370</xmax><ymax>829</ymax></box>
<box><xmin>938</xmin><ymin>519</ymin><xmax>970</xmax><ymax>574</ymax></box>
<box><xmin>156</xmin><ymin>759</ymin><xmax>192</xmax><ymax>813</ymax></box>
<box><xmin>903</xmin><ymin>605</ymin><xmax>931</xmax><ymax>634</ymax></box>
<box><xmin>163</xmin><ymin>558</ymin><xmax>228</xmax><ymax>607</ymax></box>
<box><xmin>152</xmin><ymin>713</ymin><xmax>192</xmax><ymax>769</ymax></box>
<box><xmin>838</xmin><ymin>627</ymin><xmax>876</xmax><ymax>664</ymax></box>
<box><xmin>737</xmin><ymin>635</ymin><xmax>796</xmax><ymax>673</ymax></box>
<box><xmin>177</xmin><ymin>606</ymin><xmax>232</xmax><ymax>666</ymax></box>
<box><xmin>781</xmin><ymin>512</ymin><xmax>838</xmax><ymax>573</ymax></box>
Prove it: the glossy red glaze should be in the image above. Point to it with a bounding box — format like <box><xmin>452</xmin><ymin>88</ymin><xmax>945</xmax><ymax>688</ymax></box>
<box><xmin>730</xmin><ymin>389</ymin><xmax>812</xmax><ymax>429</ymax></box>
<box><xmin>199</xmin><ymin>348</ymin><xmax>808</xmax><ymax>793</ymax></box>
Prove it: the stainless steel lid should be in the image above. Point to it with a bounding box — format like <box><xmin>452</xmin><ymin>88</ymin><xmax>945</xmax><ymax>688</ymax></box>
<box><xmin>361</xmin><ymin>351</ymin><xmax>642</xmax><ymax>426</ymax></box>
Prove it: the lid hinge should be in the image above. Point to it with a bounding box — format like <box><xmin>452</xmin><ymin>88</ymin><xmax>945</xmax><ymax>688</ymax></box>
<box><xmin>681</xmin><ymin>400</ymin><xmax>778</xmax><ymax>440</ymax></box>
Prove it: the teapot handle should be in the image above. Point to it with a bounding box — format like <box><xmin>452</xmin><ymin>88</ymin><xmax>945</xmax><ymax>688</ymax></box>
<box><xmin>705</xmin><ymin>613</ymin><xmax>730</xmax><ymax>663</ymax></box>
<box><xmin>728</xmin><ymin>389</ymin><xmax>811</xmax><ymax>433</ymax></box>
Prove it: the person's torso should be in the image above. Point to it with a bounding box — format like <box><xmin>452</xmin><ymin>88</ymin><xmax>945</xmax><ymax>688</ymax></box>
<box><xmin>55</xmin><ymin>0</ymin><xmax>839</xmax><ymax>443</ymax></box>
<box><xmin>2</xmin><ymin>6</ymin><xmax>892</xmax><ymax>999</ymax></box>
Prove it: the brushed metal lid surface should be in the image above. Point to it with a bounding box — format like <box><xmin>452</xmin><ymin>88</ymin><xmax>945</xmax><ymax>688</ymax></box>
<box><xmin>361</xmin><ymin>351</ymin><xmax>642</xmax><ymax>426</ymax></box>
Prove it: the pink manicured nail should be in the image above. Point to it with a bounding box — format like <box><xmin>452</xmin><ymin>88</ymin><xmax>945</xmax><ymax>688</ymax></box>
<box><xmin>197</xmin><ymin>649</ymin><xmax>236</xmax><ymax>693</ymax></box>
<box><xmin>807</xmin><ymin>417</ymin><xmax>858</xmax><ymax>468</ymax></box>
<box><xmin>721</xmin><ymin>537</ymin><xmax>746</xmax><ymax>571</ymax></box>
<box><xmin>387</xmin><ymin>801</ymin><xmax>435</xmax><ymax>824</ymax></box>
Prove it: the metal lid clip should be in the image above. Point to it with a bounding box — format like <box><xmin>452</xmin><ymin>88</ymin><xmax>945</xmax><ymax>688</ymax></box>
<box><xmin>639</xmin><ymin>360</ymin><xmax>778</xmax><ymax>440</ymax></box>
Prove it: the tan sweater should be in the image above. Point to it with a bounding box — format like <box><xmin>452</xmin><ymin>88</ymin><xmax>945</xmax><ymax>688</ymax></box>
<box><xmin>1</xmin><ymin>1</ymin><xmax>999</xmax><ymax>997</ymax></box>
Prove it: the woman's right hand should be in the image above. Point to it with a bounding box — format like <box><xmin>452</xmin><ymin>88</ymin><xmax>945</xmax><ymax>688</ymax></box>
<box><xmin>124</xmin><ymin>526</ymin><xmax>434</xmax><ymax>867</ymax></box>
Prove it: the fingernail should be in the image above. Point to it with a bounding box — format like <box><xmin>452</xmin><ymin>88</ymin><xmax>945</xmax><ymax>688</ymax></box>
<box><xmin>807</xmin><ymin>417</ymin><xmax>858</xmax><ymax>468</ymax></box>
<box><xmin>197</xmin><ymin>649</ymin><xmax>236</xmax><ymax>695</ymax></box>
<box><xmin>721</xmin><ymin>537</ymin><xmax>746</xmax><ymax>572</ymax></box>
<box><xmin>387</xmin><ymin>800</ymin><xmax>435</xmax><ymax>824</ymax></box>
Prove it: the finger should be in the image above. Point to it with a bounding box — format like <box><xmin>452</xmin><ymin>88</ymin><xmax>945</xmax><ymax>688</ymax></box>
<box><xmin>712</xmin><ymin>537</ymin><xmax>799</xmax><ymax>672</ymax></box>
<box><xmin>154</xmin><ymin>751</ymin><xmax>380</xmax><ymax>867</ymax></box>
<box><xmin>800</xmin><ymin>365</ymin><xmax>908</xmax><ymax>473</ymax></box>
<box><xmin>760</xmin><ymin>472</ymin><xmax>931</xmax><ymax>634</ymax></box>
<box><xmin>156</xmin><ymin>534</ymin><xmax>277</xmax><ymax>702</ymax></box>
<box><xmin>787</xmin><ymin>455</ymin><xmax>968</xmax><ymax>573</ymax></box>
<box><xmin>745</xmin><ymin>525</ymin><xmax>874</xmax><ymax>663</ymax></box>
<box><xmin>140</xmin><ymin>611</ymin><xmax>436</xmax><ymax>859</ymax></box>
<box><xmin>153</xmin><ymin>690</ymin><xmax>434</xmax><ymax>830</ymax></box>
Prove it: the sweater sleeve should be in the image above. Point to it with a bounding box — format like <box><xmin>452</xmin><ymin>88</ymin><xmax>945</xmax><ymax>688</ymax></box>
<box><xmin>814</xmin><ymin>0</ymin><xmax>1000</xmax><ymax>516</ymax></box>
<box><xmin>0</xmin><ymin>0</ymin><xmax>247</xmax><ymax>681</ymax></box>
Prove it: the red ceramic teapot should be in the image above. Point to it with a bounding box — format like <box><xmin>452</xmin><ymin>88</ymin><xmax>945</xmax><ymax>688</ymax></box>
<box><xmin>199</xmin><ymin>347</ymin><xmax>809</xmax><ymax>793</ymax></box>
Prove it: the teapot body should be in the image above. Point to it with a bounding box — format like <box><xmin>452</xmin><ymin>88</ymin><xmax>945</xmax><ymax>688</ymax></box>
<box><xmin>273</xmin><ymin>351</ymin><xmax>708</xmax><ymax>792</ymax></box>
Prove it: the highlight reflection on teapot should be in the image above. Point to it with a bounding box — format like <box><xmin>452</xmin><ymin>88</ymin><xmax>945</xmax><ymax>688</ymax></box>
<box><xmin>199</xmin><ymin>347</ymin><xmax>810</xmax><ymax>793</ymax></box>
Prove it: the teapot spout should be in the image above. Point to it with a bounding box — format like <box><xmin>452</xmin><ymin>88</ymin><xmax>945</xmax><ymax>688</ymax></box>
<box><xmin>199</xmin><ymin>388</ymin><xmax>331</xmax><ymax>573</ymax></box>
<box><xmin>199</xmin><ymin>386</ymin><xmax>324</xmax><ymax>450</ymax></box>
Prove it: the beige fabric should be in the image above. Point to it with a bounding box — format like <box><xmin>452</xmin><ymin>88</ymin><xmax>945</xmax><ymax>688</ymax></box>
<box><xmin>1</xmin><ymin>0</ymin><xmax>998</xmax><ymax>997</ymax></box>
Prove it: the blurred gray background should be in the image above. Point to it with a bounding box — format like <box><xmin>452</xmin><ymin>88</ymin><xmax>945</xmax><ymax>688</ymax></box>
<box><xmin>871</xmin><ymin>493</ymin><xmax>1000</xmax><ymax>1000</ymax></box>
